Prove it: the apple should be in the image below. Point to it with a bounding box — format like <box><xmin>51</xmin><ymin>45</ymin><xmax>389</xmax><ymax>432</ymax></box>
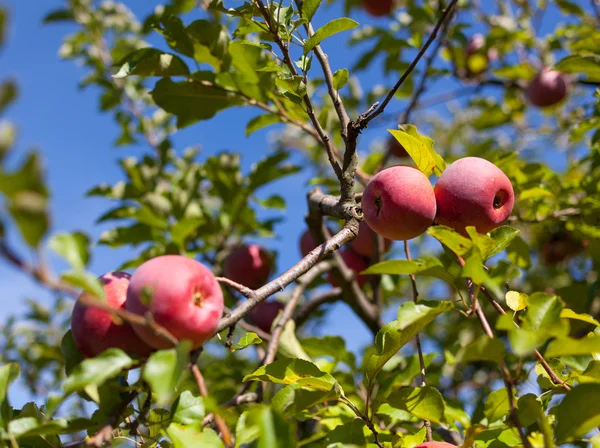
<box><xmin>414</xmin><ymin>443</ymin><xmax>457</xmax><ymax>448</ymax></box>
<box><xmin>327</xmin><ymin>249</ymin><xmax>370</xmax><ymax>288</ymax></box>
<box><xmin>464</xmin><ymin>33</ymin><xmax>497</xmax><ymax>77</ymax></box>
<box><xmin>71</xmin><ymin>272</ymin><xmax>153</xmax><ymax>358</ymax></box>
<box><xmin>362</xmin><ymin>165</ymin><xmax>437</xmax><ymax>241</ymax></box>
<box><xmin>434</xmin><ymin>157</ymin><xmax>515</xmax><ymax>236</ymax></box>
<box><xmin>248</xmin><ymin>301</ymin><xmax>285</xmax><ymax>333</ymax></box>
<box><xmin>349</xmin><ymin>221</ymin><xmax>393</xmax><ymax>258</ymax></box>
<box><xmin>223</xmin><ymin>244</ymin><xmax>271</xmax><ymax>289</ymax></box>
<box><xmin>126</xmin><ymin>255</ymin><xmax>224</xmax><ymax>349</ymax></box>
<box><xmin>363</xmin><ymin>0</ymin><xmax>394</xmax><ymax>17</ymax></box>
<box><xmin>299</xmin><ymin>227</ymin><xmax>334</xmax><ymax>258</ymax></box>
<box><xmin>387</xmin><ymin>136</ymin><xmax>409</xmax><ymax>158</ymax></box>
<box><xmin>526</xmin><ymin>69</ymin><xmax>569</xmax><ymax>108</ymax></box>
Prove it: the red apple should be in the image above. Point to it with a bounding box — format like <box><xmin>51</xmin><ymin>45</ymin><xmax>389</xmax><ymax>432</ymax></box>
<box><xmin>126</xmin><ymin>255</ymin><xmax>224</xmax><ymax>349</ymax></box>
<box><xmin>526</xmin><ymin>69</ymin><xmax>569</xmax><ymax>108</ymax></box>
<box><xmin>434</xmin><ymin>157</ymin><xmax>515</xmax><ymax>236</ymax></box>
<box><xmin>223</xmin><ymin>244</ymin><xmax>271</xmax><ymax>289</ymax></box>
<box><xmin>363</xmin><ymin>0</ymin><xmax>394</xmax><ymax>17</ymax></box>
<box><xmin>71</xmin><ymin>272</ymin><xmax>153</xmax><ymax>358</ymax></box>
<box><xmin>414</xmin><ymin>443</ymin><xmax>457</xmax><ymax>448</ymax></box>
<box><xmin>387</xmin><ymin>136</ymin><xmax>409</xmax><ymax>158</ymax></box>
<box><xmin>299</xmin><ymin>227</ymin><xmax>334</xmax><ymax>258</ymax></box>
<box><xmin>327</xmin><ymin>249</ymin><xmax>370</xmax><ymax>288</ymax></box>
<box><xmin>362</xmin><ymin>165</ymin><xmax>437</xmax><ymax>241</ymax></box>
<box><xmin>248</xmin><ymin>301</ymin><xmax>285</xmax><ymax>333</ymax></box>
<box><xmin>349</xmin><ymin>221</ymin><xmax>393</xmax><ymax>258</ymax></box>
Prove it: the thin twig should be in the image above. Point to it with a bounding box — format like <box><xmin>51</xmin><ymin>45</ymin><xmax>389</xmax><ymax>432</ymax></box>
<box><xmin>294</xmin><ymin>288</ymin><xmax>343</xmax><ymax>326</ymax></box>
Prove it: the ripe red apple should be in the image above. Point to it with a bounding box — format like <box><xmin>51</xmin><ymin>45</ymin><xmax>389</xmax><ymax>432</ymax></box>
<box><xmin>327</xmin><ymin>249</ymin><xmax>370</xmax><ymax>288</ymax></box>
<box><xmin>248</xmin><ymin>301</ymin><xmax>285</xmax><ymax>333</ymax></box>
<box><xmin>349</xmin><ymin>221</ymin><xmax>393</xmax><ymax>258</ymax></box>
<box><xmin>363</xmin><ymin>0</ymin><xmax>394</xmax><ymax>17</ymax></box>
<box><xmin>434</xmin><ymin>157</ymin><xmax>515</xmax><ymax>236</ymax></box>
<box><xmin>299</xmin><ymin>227</ymin><xmax>334</xmax><ymax>258</ymax></box>
<box><xmin>223</xmin><ymin>244</ymin><xmax>271</xmax><ymax>289</ymax></box>
<box><xmin>71</xmin><ymin>272</ymin><xmax>153</xmax><ymax>358</ymax></box>
<box><xmin>414</xmin><ymin>443</ymin><xmax>457</xmax><ymax>448</ymax></box>
<box><xmin>126</xmin><ymin>255</ymin><xmax>224</xmax><ymax>349</ymax></box>
<box><xmin>387</xmin><ymin>136</ymin><xmax>409</xmax><ymax>158</ymax></box>
<box><xmin>362</xmin><ymin>165</ymin><xmax>437</xmax><ymax>241</ymax></box>
<box><xmin>526</xmin><ymin>69</ymin><xmax>569</xmax><ymax>108</ymax></box>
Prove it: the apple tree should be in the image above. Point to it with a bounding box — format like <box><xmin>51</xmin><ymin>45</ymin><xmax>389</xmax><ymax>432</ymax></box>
<box><xmin>1</xmin><ymin>0</ymin><xmax>600</xmax><ymax>446</ymax></box>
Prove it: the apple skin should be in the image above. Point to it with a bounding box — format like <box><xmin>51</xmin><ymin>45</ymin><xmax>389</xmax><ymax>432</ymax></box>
<box><xmin>363</xmin><ymin>0</ymin><xmax>394</xmax><ymax>17</ymax></box>
<box><xmin>387</xmin><ymin>136</ymin><xmax>409</xmax><ymax>158</ymax></box>
<box><xmin>249</xmin><ymin>301</ymin><xmax>285</xmax><ymax>333</ymax></box>
<box><xmin>299</xmin><ymin>227</ymin><xmax>334</xmax><ymax>258</ymax></box>
<box><xmin>125</xmin><ymin>255</ymin><xmax>224</xmax><ymax>349</ymax></box>
<box><xmin>414</xmin><ymin>443</ymin><xmax>457</xmax><ymax>448</ymax></box>
<box><xmin>327</xmin><ymin>249</ymin><xmax>370</xmax><ymax>288</ymax></box>
<box><xmin>526</xmin><ymin>70</ymin><xmax>569</xmax><ymax>108</ymax></box>
<box><xmin>223</xmin><ymin>244</ymin><xmax>271</xmax><ymax>289</ymax></box>
<box><xmin>349</xmin><ymin>221</ymin><xmax>393</xmax><ymax>258</ymax></box>
<box><xmin>362</xmin><ymin>165</ymin><xmax>437</xmax><ymax>241</ymax></box>
<box><xmin>71</xmin><ymin>272</ymin><xmax>153</xmax><ymax>358</ymax></box>
<box><xmin>434</xmin><ymin>157</ymin><xmax>515</xmax><ymax>236</ymax></box>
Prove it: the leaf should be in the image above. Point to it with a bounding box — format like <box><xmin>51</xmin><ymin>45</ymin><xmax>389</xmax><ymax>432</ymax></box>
<box><xmin>63</xmin><ymin>349</ymin><xmax>134</xmax><ymax>395</ymax></box>
<box><xmin>546</xmin><ymin>335</ymin><xmax>600</xmax><ymax>358</ymax></box>
<box><xmin>300</xmin><ymin>336</ymin><xmax>356</xmax><ymax>369</ymax></box>
<box><xmin>114</xmin><ymin>48</ymin><xmax>190</xmax><ymax>78</ymax></box>
<box><xmin>332</xmin><ymin>68</ymin><xmax>349</xmax><ymax>90</ymax></box>
<box><xmin>388</xmin><ymin>126</ymin><xmax>445</xmax><ymax>176</ymax></box>
<box><xmin>42</xmin><ymin>9</ymin><xmax>74</xmax><ymax>23</ymax></box>
<box><xmin>555</xmin><ymin>54</ymin><xmax>600</xmax><ymax>79</ymax></box>
<box><xmin>486</xmin><ymin>226</ymin><xmax>520</xmax><ymax>259</ymax></box>
<box><xmin>231</xmin><ymin>332</ymin><xmax>263</xmax><ymax>352</ymax></box>
<box><xmin>49</xmin><ymin>232</ymin><xmax>90</xmax><ymax>270</ymax></box>
<box><xmin>304</xmin><ymin>18</ymin><xmax>359</xmax><ymax>55</ymax></box>
<box><xmin>362</xmin><ymin>257</ymin><xmax>456</xmax><ymax>287</ymax></box>
<box><xmin>517</xmin><ymin>394</ymin><xmax>543</xmax><ymax>427</ymax></box>
<box><xmin>524</xmin><ymin>293</ymin><xmax>563</xmax><ymax>331</ymax></box>
<box><xmin>455</xmin><ymin>336</ymin><xmax>505</xmax><ymax>365</ymax></box>
<box><xmin>302</xmin><ymin>0</ymin><xmax>322</xmax><ymax>22</ymax></box>
<box><xmin>484</xmin><ymin>388</ymin><xmax>510</xmax><ymax>423</ymax></box>
<box><xmin>60</xmin><ymin>330</ymin><xmax>84</xmax><ymax>377</ymax></box>
<box><xmin>255</xmin><ymin>194</ymin><xmax>286</xmax><ymax>210</ymax></box>
<box><xmin>555</xmin><ymin>383</ymin><xmax>600</xmax><ymax>441</ymax></box>
<box><xmin>171</xmin><ymin>390</ymin><xmax>205</xmax><ymax>425</ymax></box>
<box><xmin>60</xmin><ymin>270</ymin><xmax>106</xmax><ymax>302</ymax></box>
<box><xmin>555</xmin><ymin>0</ymin><xmax>584</xmax><ymax>15</ymax></box>
<box><xmin>166</xmin><ymin>424</ymin><xmax>225</xmax><ymax>448</ymax></box>
<box><xmin>272</xmin><ymin>383</ymin><xmax>339</xmax><ymax>417</ymax></box>
<box><xmin>560</xmin><ymin>309</ymin><xmax>600</xmax><ymax>326</ymax></box>
<box><xmin>171</xmin><ymin>218</ymin><xmax>205</xmax><ymax>247</ymax></box>
<box><xmin>246</xmin><ymin>114</ymin><xmax>281</xmax><ymax>136</ymax></box>
<box><xmin>151</xmin><ymin>78</ymin><xmax>242</xmax><ymax>128</ymax></box>
<box><xmin>427</xmin><ymin>226</ymin><xmax>473</xmax><ymax>256</ymax></box>
<box><xmin>243</xmin><ymin>358</ymin><xmax>337</xmax><ymax>391</ymax></box>
<box><xmin>387</xmin><ymin>386</ymin><xmax>446</xmax><ymax>424</ymax></box>
<box><xmin>505</xmin><ymin>291</ymin><xmax>528</xmax><ymax>312</ymax></box>
<box><xmin>143</xmin><ymin>342</ymin><xmax>191</xmax><ymax>406</ymax></box>
<box><xmin>0</xmin><ymin>363</ymin><xmax>20</xmax><ymax>426</ymax></box>
<box><xmin>251</xmin><ymin>406</ymin><xmax>295</xmax><ymax>448</ymax></box>
<box><xmin>277</xmin><ymin>320</ymin><xmax>312</xmax><ymax>361</ymax></box>
<box><xmin>147</xmin><ymin>408</ymin><xmax>171</xmax><ymax>437</ymax></box>
<box><xmin>364</xmin><ymin>301</ymin><xmax>453</xmax><ymax>386</ymax></box>
<box><xmin>324</xmin><ymin>419</ymin><xmax>366</xmax><ymax>446</ymax></box>
<box><xmin>0</xmin><ymin>80</ymin><xmax>17</xmax><ymax>113</ymax></box>
<box><xmin>247</xmin><ymin>151</ymin><xmax>301</xmax><ymax>192</ymax></box>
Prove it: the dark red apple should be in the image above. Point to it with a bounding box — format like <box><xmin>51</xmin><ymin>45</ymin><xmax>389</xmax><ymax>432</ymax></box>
<box><xmin>363</xmin><ymin>0</ymin><xmax>394</xmax><ymax>17</ymax></box>
<box><xmin>248</xmin><ymin>301</ymin><xmax>285</xmax><ymax>333</ymax></box>
<box><xmin>223</xmin><ymin>244</ymin><xmax>271</xmax><ymax>289</ymax></box>
<box><xmin>126</xmin><ymin>255</ymin><xmax>224</xmax><ymax>349</ymax></box>
<box><xmin>349</xmin><ymin>221</ymin><xmax>393</xmax><ymax>258</ymax></box>
<box><xmin>387</xmin><ymin>136</ymin><xmax>409</xmax><ymax>158</ymax></box>
<box><xmin>526</xmin><ymin>69</ymin><xmax>569</xmax><ymax>108</ymax></box>
<box><xmin>327</xmin><ymin>249</ymin><xmax>370</xmax><ymax>288</ymax></box>
<box><xmin>71</xmin><ymin>272</ymin><xmax>153</xmax><ymax>358</ymax></box>
<box><xmin>299</xmin><ymin>227</ymin><xmax>334</xmax><ymax>258</ymax></box>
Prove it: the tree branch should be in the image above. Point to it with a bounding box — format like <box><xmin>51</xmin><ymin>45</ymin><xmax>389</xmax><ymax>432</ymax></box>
<box><xmin>294</xmin><ymin>288</ymin><xmax>343</xmax><ymax>326</ymax></box>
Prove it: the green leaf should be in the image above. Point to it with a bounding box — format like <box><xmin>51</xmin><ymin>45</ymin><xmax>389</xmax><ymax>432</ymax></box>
<box><xmin>42</xmin><ymin>9</ymin><xmax>74</xmax><ymax>23</ymax></box>
<box><xmin>302</xmin><ymin>0</ymin><xmax>322</xmax><ymax>21</ymax></box>
<box><xmin>484</xmin><ymin>388</ymin><xmax>510</xmax><ymax>423</ymax></box>
<box><xmin>304</xmin><ymin>18</ymin><xmax>359</xmax><ymax>55</ymax></box>
<box><xmin>276</xmin><ymin>320</ymin><xmax>312</xmax><ymax>361</ymax></box>
<box><xmin>143</xmin><ymin>342</ymin><xmax>191</xmax><ymax>406</ymax></box>
<box><xmin>427</xmin><ymin>226</ymin><xmax>473</xmax><ymax>256</ymax></box>
<box><xmin>505</xmin><ymin>291</ymin><xmax>528</xmax><ymax>312</ymax></box>
<box><xmin>517</xmin><ymin>394</ymin><xmax>543</xmax><ymax>427</ymax></box>
<box><xmin>546</xmin><ymin>335</ymin><xmax>600</xmax><ymax>358</ymax></box>
<box><xmin>362</xmin><ymin>257</ymin><xmax>455</xmax><ymax>287</ymax></box>
<box><xmin>387</xmin><ymin>386</ymin><xmax>445</xmax><ymax>424</ymax></box>
<box><xmin>248</xmin><ymin>151</ymin><xmax>301</xmax><ymax>192</ymax></box>
<box><xmin>63</xmin><ymin>349</ymin><xmax>134</xmax><ymax>395</ymax></box>
<box><xmin>364</xmin><ymin>301</ymin><xmax>453</xmax><ymax>386</ymax></box>
<box><xmin>246</xmin><ymin>114</ymin><xmax>281</xmax><ymax>136</ymax></box>
<box><xmin>300</xmin><ymin>336</ymin><xmax>356</xmax><ymax>369</ymax></box>
<box><xmin>487</xmin><ymin>226</ymin><xmax>520</xmax><ymax>259</ymax></box>
<box><xmin>555</xmin><ymin>54</ymin><xmax>600</xmax><ymax>80</ymax></box>
<box><xmin>524</xmin><ymin>293</ymin><xmax>563</xmax><ymax>331</ymax></box>
<box><xmin>389</xmin><ymin>126</ymin><xmax>445</xmax><ymax>176</ymax></box>
<box><xmin>324</xmin><ymin>419</ymin><xmax>366</xmax><ymax>446</ymax></box>
<box><xmin>555</xmin><ymin>383</ymin><xmax>600</xmax><ymax>441</ymax></box>
<box><xmin>332</xmin><ymin>69</ymin><xmax>349</xmax><ymax>90</ymax></box>
<box><xmin>171</xmin><ymin>218</ymin><xmax>205</xmax><ymax>247</ymax></box>
<box><xmin>231</xmin><ymin>332</ymin><xmax>263</xmax><ymax>352</ymax></box>
<box><xmin>151</xmin><ymin>78</ymin><xmax>241</xmax><ymax>128</ymax></box>
<box><xmin>147</xmin><ymin>408</ymin><xmax>171</xmax><ymax>438</ymax></box>
<box><xmin>245</xmin><ymin>405</ymin><xmax>295</xmax><ymax>448</ymax></box>
<box><xmin>555</xmin><ymin>0</ymin><xmax>585</xmax><ymax>15</ymax></box>
<box><xmin>243</xmin><ymin>358</ymin><xmax>337</xmax><ymax>391</ymax></box>
<box><xmin>560</xmin><ymin>309</ymin><xmax>600</xmax><ymax>326</ymax></box>
<box><xmin>255</xmin><ymin>194</ymin><xmax>286</xmax><ymax>210</ymax></box>
<box><xmin>60</xmin><ymin>270</ymin><xmax>105</xmax><ymax>302</ymax></box>
<box><xmin>455</xmin><ymin>336</ymin><xmax>505</xmax><ymax>365</ymax></box>
<box><xmin>272</xmin><ymin>382</ymin><xmax>339</xmax><ymax>417</ymax></box>
<box><xmin>60</xmin><ymin>330</ymin><xmax>84</xmax><ymax>377</ymax></box>
<box><xmin>49</xmin><ymin>232</ymin><xmax>90</xmax><ymax>270</ymax></box>
<box><xmin>0</xmin><ymin>80</ymin><xmax>18</xmax><ymax>114</ymax></box>
<box><xmin>0</xmin><ymin>363</ymin><xmax>20</xmax><ymax>426</ymax></box>
<box><xmin>166</xmin><ymin>424</ymin><xmax>224</xmax><ymax>448</ymax></box>
<box><xmin>171</xmin><ymin>390</ymin><xmax>205</xmax><ymax>425</ymax></box>
<box><xmin>114</xmin><ymin>48</ymin><xmax>190</xmax><ymax>78</ymax></box>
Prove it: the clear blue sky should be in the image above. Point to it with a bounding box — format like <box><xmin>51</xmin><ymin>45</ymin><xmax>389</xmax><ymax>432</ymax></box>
<box><xmin>0</xmin><ymin>0</ymin><xmax>579</xmax><ymax>408</ymax></box>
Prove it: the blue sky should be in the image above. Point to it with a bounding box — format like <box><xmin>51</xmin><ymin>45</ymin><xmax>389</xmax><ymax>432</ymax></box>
<box><xmin>0</xmin><ymin>0</ymin><xmax>585</xmax><ymax>408</ymax></box>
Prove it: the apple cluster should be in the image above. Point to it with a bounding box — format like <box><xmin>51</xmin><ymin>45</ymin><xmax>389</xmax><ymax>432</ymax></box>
<box><xmin>362</xmin><ymin>156</ymin><xmax>515</xmax><ymax>241</ymax></box>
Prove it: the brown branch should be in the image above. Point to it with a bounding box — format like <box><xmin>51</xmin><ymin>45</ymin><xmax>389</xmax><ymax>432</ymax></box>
<box><xmin>84</xmin><ymin>391</ymin><xmax>139</xmax><ymax>447</ymax></box>
<box><xmin>294</xmin><ymin>288</ymin><xmax>343</xmax><ymax>326</ymax></box>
